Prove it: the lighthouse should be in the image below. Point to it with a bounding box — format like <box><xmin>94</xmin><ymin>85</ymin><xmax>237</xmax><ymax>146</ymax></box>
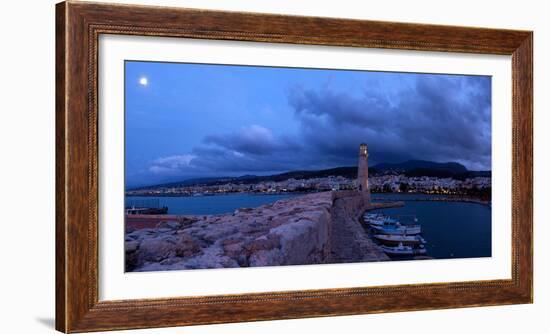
<box><xmin>357</xmin><ymin>143</ymin><xmax>369</xmax><ymax>194</ymax></box>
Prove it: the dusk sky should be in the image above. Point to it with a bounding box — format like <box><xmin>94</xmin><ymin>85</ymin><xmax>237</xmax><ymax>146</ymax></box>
<box><xmin>125</xmin><ymin>61</ymin><xmax>491</xmax><ymax>188</ymax></box>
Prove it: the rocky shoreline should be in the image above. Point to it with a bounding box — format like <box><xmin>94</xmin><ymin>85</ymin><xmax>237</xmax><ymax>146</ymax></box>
<box><xmin>125</xmin><ymin>191</ymin><xmax>390</xmax><ymax>272</ymax></box>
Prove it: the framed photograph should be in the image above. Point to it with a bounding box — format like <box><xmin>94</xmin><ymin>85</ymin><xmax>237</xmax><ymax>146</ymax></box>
<box><xmin>56</xmin><ymin>1</ymin><xmax>533</xmax><ymax>332</ymax></box>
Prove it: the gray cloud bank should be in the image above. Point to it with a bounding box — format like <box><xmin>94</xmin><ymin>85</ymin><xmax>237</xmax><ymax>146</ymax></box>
<box><xmin>147</xmin><ymin>74</ymin><xmax>491</xmax><ymax>182</ymax></box>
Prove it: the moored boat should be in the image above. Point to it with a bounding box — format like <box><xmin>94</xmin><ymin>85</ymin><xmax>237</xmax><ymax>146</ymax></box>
<box><xmin>364</xmin><ymin>215</ymin><xmax>398</xmax><ymax>226</ymax></box>
<box><xmin>364</xmin><ymin>213</ymin><xmax>384</xmax><ymax>220</ymax></box>
<box><xmin>125</xmin><ymin>199</ymin><xmax>168</xmax><ymax>215</ymax></box>
<box><xmin>370</xmin><ymin>217</ymin><xmax>399</xmax><ymax>226</ymax></box>
<box><xmin>371</xmin><ymin>223</ymin><xmax>421</xmax><ymax>235</ymax></box>
<box><xmin>125</xmin><ymin>206</ymin><xmax>168</xmax><ymax>215</ymax></box>
<box><xmin>374</xmin><ymin>234</ymin><xmax>426</xmax><ymax>245</ymax></box>
<box><xmin>380</xmin><ymin>243</ymin><xmax>427</xmax><ymax>255</ymax></box>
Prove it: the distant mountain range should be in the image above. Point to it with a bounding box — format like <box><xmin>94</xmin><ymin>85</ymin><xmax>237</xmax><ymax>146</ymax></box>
<box><xmin>132</xmin><ymin>160</ymin><xmax>490</xmax><ymax>190</ymax></box>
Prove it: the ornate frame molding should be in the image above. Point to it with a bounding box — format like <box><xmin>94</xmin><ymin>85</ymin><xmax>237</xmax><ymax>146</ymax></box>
<box><xmin>56</xmin><ymin>1</ymin><xmax>532</xmax><ymax>332</ymax></box>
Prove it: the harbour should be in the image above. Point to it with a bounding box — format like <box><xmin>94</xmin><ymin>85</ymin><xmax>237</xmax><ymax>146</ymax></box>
<box><xmin>362</xmin><ymin>212</ymin><xmax>428</xmax><ymax>258</ymax></box>
<box><xmin>124</xmin><ymin>144</ymin><xmax>491</xmax><ymax>270</ymax></box>
<box><xmin>364</xmin><ymin>193</ymin><xmax>491</xmax><ymax>260</ymax></box>
<box><xmin>125</xmin><ymin>191</ymin><xmax>491</xmax><ymax>262</ymax></box>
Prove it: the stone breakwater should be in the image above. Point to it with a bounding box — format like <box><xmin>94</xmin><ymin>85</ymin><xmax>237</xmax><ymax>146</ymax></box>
<box><xmin>125</xmin><ymin>191</ymin><xmax>389</xmax><ymax>272</ymax></box>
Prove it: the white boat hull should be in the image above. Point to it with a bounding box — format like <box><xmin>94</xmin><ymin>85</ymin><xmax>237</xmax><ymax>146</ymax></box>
<box><xmin>371</xmin><ymin>224</ymin><xmax>422</xmax><ymax>235</ymax></box>
<box><xmin>374</xmin><ymin>234</ymin><xmax>426</xmax><ymax>245</ymax></box>
<box><xmin>380</xmin><ymin>245</ymin><xmax>427</xmax><ymax>255</ymax></box>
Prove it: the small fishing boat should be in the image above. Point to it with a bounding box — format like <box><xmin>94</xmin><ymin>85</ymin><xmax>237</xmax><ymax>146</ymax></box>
<box><xmin>365</xmin><ymin>216</ymin><xmax>399</xmax><ymax>226</ymax></box>
<box><xmin>380</xmin><ymin>243</ymin><xmax>427</xmax><ymax>255</ymax></box>
<box><xmin>364</xmin><ymin>213</ymin><xmax>384</xmax><ymax>220</ymax></box>
<box><xmin>374</xmin><ymin>234</ymin><xmax>426</xmax><ymax>245</ymax></box>
<box><xmin>125</xmin><ymin>199</ymin><xmax>168</xmax><ymax>215</ymax></box>
<box><xmin>363</xmin><ymin>213</ymin><xmax>383</xmax><ymax>223</ymax></box>
<box><xmin>371</xmin><ymin>223</ymin><xmax>421</xmax><ymax>235</ymax></box>
<box><xmin>125</xmin><ymin>206</ymin><xmax>168</xmax><ymax>215</ymax></box>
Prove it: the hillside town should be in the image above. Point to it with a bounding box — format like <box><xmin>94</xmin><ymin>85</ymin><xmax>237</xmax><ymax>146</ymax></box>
<box><xmin>126</xmin><ymin>174</ymin><xmax>491</xmax><ymax>198</ymax></box>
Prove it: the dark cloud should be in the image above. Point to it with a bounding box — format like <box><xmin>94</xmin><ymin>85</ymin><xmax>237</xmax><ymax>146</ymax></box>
<box><xmin>287</xmin><ymin>75</ymin><xmax>491</xmax><ymax>170</ymax></box>
<box><xmin>203</xmin><ymin>125</ymin><xmax>301</xmax><ymax>156</ymax></box>
<box><xmin>148</xmin><ymin>74</ymin><xmax>491</xmax><ymax>179</ymax></box>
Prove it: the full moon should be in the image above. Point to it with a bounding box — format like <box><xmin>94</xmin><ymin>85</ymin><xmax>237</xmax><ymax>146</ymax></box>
<box><xmin>139</xmin><ymin>77</ymin><xmax>148</xmax><ymax>86</ymax></box>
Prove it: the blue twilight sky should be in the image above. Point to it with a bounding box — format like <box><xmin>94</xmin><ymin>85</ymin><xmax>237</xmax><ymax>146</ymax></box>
<box><xmin>125</xmin><ymin>61</ymin><xmax>491</xmax><ymax>188</ymax></box>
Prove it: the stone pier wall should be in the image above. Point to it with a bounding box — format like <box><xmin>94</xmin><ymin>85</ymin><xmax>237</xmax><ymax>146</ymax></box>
<box><xmin>329</xmin><ymin>191</ymin><xmax>389</xmax><ymax>263</ymax></box>
<box><xmin>125</xmin><ymin>191</ymin><xmax>388</xmax><ymax>272</ymax></box>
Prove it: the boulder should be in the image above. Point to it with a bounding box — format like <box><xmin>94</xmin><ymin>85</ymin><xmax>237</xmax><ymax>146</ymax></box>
<box><xmin>175</xmin><ymin>234</ymin><xmax>202</xmax><ymax>257</ymax></box>
<box><xmin>125</xmin><ymin>240</ymin><xmax>139</xmax><ymax>253</ymax></box>
<box><xmin>138</xmin><ymin>237</ymin><xmax>178</xmax><ymax>263</ymax></box>
<box><xmin>248</xmin><ymin>249</ymin><xmax>282</xmax><ymax>267</ymax></box>
<box><xmin>156</xmin><ymin>221</ymin><xmax>182</xmax><ymax>230</ymax></box>
<box><xmin>244</xmin><ymin>234</ymin><xmax>281</xmax><ymax>254</ymax></box>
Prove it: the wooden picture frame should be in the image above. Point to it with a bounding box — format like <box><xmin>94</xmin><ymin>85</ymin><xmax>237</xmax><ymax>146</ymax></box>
<box><xmin>56</xmin><ymin>1</ymin><xmax>533</xmax><ymax>332</ymax></box>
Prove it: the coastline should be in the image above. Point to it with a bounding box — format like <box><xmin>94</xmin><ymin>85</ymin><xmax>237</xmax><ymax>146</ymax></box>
<box><xmin>371</xmin><ymin>194</ymin><xmax>490</xmax><ymax>207</ymax></box>
<box><xmin>126</xmin><ymin>191</ymin><xmax>490</xmax><ymax>207</ymax></box>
